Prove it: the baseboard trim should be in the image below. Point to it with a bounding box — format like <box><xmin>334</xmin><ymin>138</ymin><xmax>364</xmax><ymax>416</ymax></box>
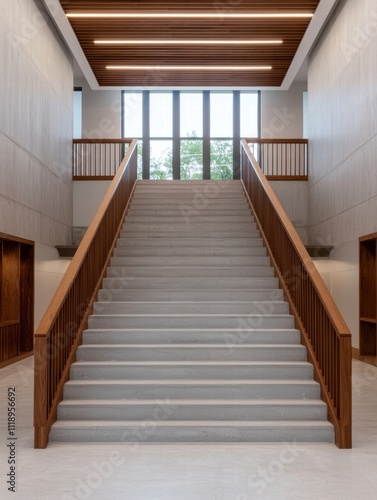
<box><xmin>352</xmin><ymin>348</ymin><xmax>377</xmax><ymax>367</ymax></box>
<box><xmin>0</xmin><ymin>351</ymin><xmax>33</xmax><ymax>369</ymax></box>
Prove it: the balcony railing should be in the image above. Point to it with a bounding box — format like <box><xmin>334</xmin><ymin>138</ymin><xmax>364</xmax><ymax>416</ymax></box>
<box><xmin>73</xmin><ymin>139</ymin><xmax>134</xmax><ymax>180</ymax></box>
<box><xmin>245</xmin><ymin>138</ymin><xmax>308</xmax><ymax>180</ymax></box>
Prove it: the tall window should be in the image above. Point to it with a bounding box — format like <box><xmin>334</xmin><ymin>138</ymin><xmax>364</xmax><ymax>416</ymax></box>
<box><xmin>73</xmin><ymin>87</ymin><xmax>82</xmax><ymax>139</ymax></box>
<box><xmin>123</xmin><ymin>91</ymin><xmax>143</xmax><ymax>177</ymax></box>
<box><xmin>122</xmin><ymin>90</ymin><xmax>260</xmax><ymax>179</ymax></box>
<box><xmin>150</xmin><ymin>92</ymin><xmax>173</xmax><ymax>180</ymax></box>
<box><xmin>180</xmin><ymin>93</ymin><xmax>203</xmax><ymax>180</ymax></box>
<box><xmin>210</xmin><ymin>92</ymin><xmax>233</xmax><ymax>180</ymax></box>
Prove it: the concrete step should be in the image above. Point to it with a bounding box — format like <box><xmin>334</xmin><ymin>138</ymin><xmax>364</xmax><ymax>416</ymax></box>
<box><xmin>97</xmin><ymin>289</ymin><xmax>284</xmax><ymax>302</ymax></box>
<box><xmin>121</xmin><ymin>222</ymin><xmax>257</xmax><ymax>233</ymax></box>
<box><xmin>127</xmin><ymin>208</ymin><xmax>252</xmax><ymax>216</ymax></box>
<box><xmin>132</xmin><ymin>191</ymin><xmax>245</xmax><ymax>199</ymax></box>
<box><xmin>101</xmin><ymin>276</ymin><xmax>280</xmax><ymax>290</ymax></box>
<box><xmin>112</xmin><ymin>246</ymin><xmax>266</xmax><ymax>257</ymax></box>
<box><xmin>119</xmin><ymin>230</ymin><xmax>259</xmax><ymax>239</ymax></box>
<box><xmin>116</xmin><ymin>237</ymin><xmax>262</xmax><ymax>248</ymax></box>
<box><xmin>92</xmin><ymin>301</ymin><xmax>288</xmax><ymax>315</ymax></box>
<box><xmin>130</xmin><ymin>198</ymin><xmax>249</xmax><ymax>206</ymax></box>
<box><xmin>63</xmin><ymin>379</ymin><xmax>322</xmax><ymax>401</ymax></box>
<box><xmin>76</xmin><ymin>344</ymin><xmax>307</xmax><ymax>362</ymax></box>
<box><xmin>132</xmin><ymin>188</ymin><xmax>245</xmax><ymax>201</ymax></box>
<box><xmin>108</xmin><ymin>256</ymin><xmax>271</xmax><ymax>268</ymax></box>
<box><xmin>70</xmin><ymin>361</ymin><xmax>312</xmax><ymax>380</ymax></box>
<box><xmin>125</xmin><ymin>215</ymin><xmax>253</xmax><ymax>223</ymax></box>
<box><xmin>82</xmin><ymin>328</ymin><xmax>301</xmax><ymax>345</ymax></box>
<box><xmin>101</xmin><ymin>275</ymin><xmax>281</xmax><ymax>291</ymax></box>
<box><xmin>49</xmin><ymin>419</ymin><xmax>334</xmax><ymax>443</ymax></box>
<box><xmin>106</xmin><ymin>266</ymin><xmax>274</xmax><ymax>279</ymax></box>
<box><xmin>57</xmin><ymin>399</ymin><xmax>328</xmax><ymax>422</ymax></box>
<box><xmin>137</xmin><ymin>179</ymin><xmax>242</xmax><ymax>189</ymax></box>
<box><xmin>131</xmin><ymin>184</ymin><xmax>246</xmax><ymax>192</ymax></box>
<box><xmin>134</xmin><ymin>188</ymin><xmax>245</xmax><ymax>194</ymax></box>
<box><xmin>88</xmin><ymin>313</ymin><xmax>295</xmax><ymax>330</ymax></box>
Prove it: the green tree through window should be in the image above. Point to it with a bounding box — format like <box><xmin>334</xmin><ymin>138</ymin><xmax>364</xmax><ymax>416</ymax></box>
<box><xmin>123</xmin><ymin>90</ymin><xmax>259</xmax><ymax>179</ymax></box>
<box><xmin>150</xmin><ymin>133</ymin><xmax>233</xmax><ymax>180</ymax></box>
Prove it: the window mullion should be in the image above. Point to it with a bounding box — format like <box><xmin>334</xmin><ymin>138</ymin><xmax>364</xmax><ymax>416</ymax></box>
<box><xmin>173</xmin><ymin>91</ymin><xmax>180</xmax><ymax>180</ymax></box>
<box><xmin>203</xmin><ymin>91</ymin><xmax>210</xmax><ymax>180</ymax></box>
<box><xmin>233</xmin><ymin>91</ymin><xmax>241</xmax><ymax>180</ymax></box>
<box><xmin>142</xmin><ymin>91</ymin><xmax>150</xmax><ymax>179</ymax></box>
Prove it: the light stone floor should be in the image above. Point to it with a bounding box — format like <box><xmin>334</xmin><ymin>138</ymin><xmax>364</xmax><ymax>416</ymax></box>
<box><xmin>1</xmin><ymin>357</ymin><xmax>377</xmax><ymax>500</ymax></box>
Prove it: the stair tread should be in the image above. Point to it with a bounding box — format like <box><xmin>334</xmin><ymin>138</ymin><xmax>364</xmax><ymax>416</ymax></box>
<box><xmin>83</xmin><ymin>328</ymin><xmax>299</xmax><ymax>333</ymax></box>
<box><xmin>96</xmin><ymin>300</ymin><xmax>286</xmax><ymax>304</ymax></box>
<box><xmin>90</xmin><ymin>313</ymin><xmax>293</xmax><ymax>318</ymax></box>
<box><xmin>59</xmin><ymin>399</ymin><xmax>326</xmax><ymax>406</ymax></box>
<box><xmin>66</xmin><ymin>379</ymin><xmax>319</xmax><ymax>385</ymax></box>
<box><xmin>52</xmin><ymin>420</ymin><xmax>333</xmax><ymax>428</ymax></box>
<box><xmin>73</xmin><ymin>360</ymin><xmax>311</xmax><ymax>366</ymax></box>
<box><xmin>94</xmin><ymin>301</ymin><xmax>286</xmax><ymax>305</ymax></box>
<box><xmin>79</xmin><ymin>344</ymin><xmax>304</xmax><ymax>349</ymax></box>
<box><xmin>100</xmin><ymin>288</ymin><xmax>280</xmax><ymax>291</ymax></box>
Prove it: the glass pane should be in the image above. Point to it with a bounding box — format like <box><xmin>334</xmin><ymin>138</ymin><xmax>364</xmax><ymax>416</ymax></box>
<box><xmin>137</xmin><ymin>140</ymin><xmax>143</xmax><ymax>179</ymax></box>
<box><xmin>210</xmin><ymin>93</ymin><xmax>233</xmax><ymax>138</ymax></box>
<box><xmin>150</xmin><ymin>92</ymin><xmax>173</xmax><ymax>137</ymax></box>
<box><xmin>240</xmin><ymin>92</ymin><xmax>259</xmax><ymax>137</ymax></box>
<box><xmin>73</xmin><ymin>89</ymin><xmax>82</xmax><ymax>138</ymax></box>
<box><xmin>180</xmin><ymin>140</ymin><xmax>203</xmax><ymax>180</ymax></box>
<box><xmin>123</xmin><ymin>92</ymin><xmax>143</xmax><ymax>137</ymax></box>
<box><xmin>150</xmin><ymin>140</ymin><xmax>173</xmax><ymax>180</ymax></box>
<box><xmin>210</xmin><ymin>140</ymin><xmax>233</xmax><ymax>180</ymax></box>
<box><xmin>180</xmin><ymin>93</ymin><xmax>203</xmax><ymax>138</ymax></box>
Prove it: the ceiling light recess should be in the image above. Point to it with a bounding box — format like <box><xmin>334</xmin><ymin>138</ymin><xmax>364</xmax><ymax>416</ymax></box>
<box><xmin>67</xmin><ymin>12</ymin><xmax>314</xmax><ymax>19</ymax></box>
<box><xmin>107</xmin><ymin>65</ymin><xmax>272</xmax><ymax>71</ymax></box>
<box><xmin>95</xmin><ymin>40</ymin><xmax>283</xmax><ymax>45</ymax></box>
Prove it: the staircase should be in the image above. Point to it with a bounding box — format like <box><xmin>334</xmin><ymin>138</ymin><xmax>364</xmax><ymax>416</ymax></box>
<box><xmin>50</xmin><ymin>180</ymin><xmax>334</xmax><ymax>443</ymax></box>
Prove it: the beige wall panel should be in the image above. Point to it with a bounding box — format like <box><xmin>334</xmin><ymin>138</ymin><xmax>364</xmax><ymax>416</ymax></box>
<box><xmin>308</xmin><ymin>0</ymin><xmax>377</xmax><ymax>347</ymax></box>
<box><xmin>0</xmin><ymin>0</ymin><xmax>74</xmax><ymax>332</ymax></box>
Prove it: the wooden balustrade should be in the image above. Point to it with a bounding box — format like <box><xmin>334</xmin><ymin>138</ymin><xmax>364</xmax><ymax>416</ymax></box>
<box><xmin>245</xmin><ymin>138</ymin><xmax>308</xmax><ymax>180</ymax></box>
<box><xmin>73</xmin><ymin>139</ymin><xmax>134</xmax><ymax>180</ymax></box>
<box><xmin>34</xmin><ymin>140</ymin><xmax>138</xmax><ymax>448</ymax></box>
<box><xmin>241</xmin><ymin>140</ymin><xmax>352</xmax><ymax>448</ymax></box>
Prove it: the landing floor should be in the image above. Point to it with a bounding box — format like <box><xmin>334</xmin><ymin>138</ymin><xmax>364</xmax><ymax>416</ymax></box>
<box><xmin>0</xmin><ymin>357</ymin><xmax>376</xmax><ymax>499</ymax></box>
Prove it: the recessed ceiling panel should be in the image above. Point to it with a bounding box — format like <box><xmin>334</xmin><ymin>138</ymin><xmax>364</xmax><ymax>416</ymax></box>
<box><xmin>59</xmin><ymin>0</ymin><xmax>321</xmax><ymax>87</ymax></box>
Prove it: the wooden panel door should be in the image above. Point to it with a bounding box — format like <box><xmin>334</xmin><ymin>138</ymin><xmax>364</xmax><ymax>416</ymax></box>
<box><xmin>0</xmin><ymin>234</ymin><xmax>34</xmax><ymax>366</ymax></box>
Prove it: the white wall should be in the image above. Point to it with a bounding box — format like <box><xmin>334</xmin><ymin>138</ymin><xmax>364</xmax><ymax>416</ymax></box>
<box><xmin>307</xmin><ymin>0</ymin><xmax>377</xmax><ymax>347</ymax></box>
<box><xmin>261</xmin><ymin>82</ymin><xmax>306</xmax><ymax>139</ymax></box>
<box><xmin>73</xmin><ymin>180</ymin><xmax>111</xmax><ymax>229</ymax></box>
<box><xmin>34</xmin><ymin>244</ymin><xmax>70</xmax><ymax>329</ymax></box>
<box><xmin>261</xmin><ymin>82</ymin><xmax>308</xmax><ymax>242</ymax></box>
<box><xmin>269</xmin><ymin>181</ymin><xmax>309</xmax><ymax>244</ymax></box>
<box><xmin>77</xmin><ymin>78</ymin><xmax>121</xmax><ymax>139</ymax></box>
<box><xmin>313</xmin><ymin>241</ymin><xmax>359</xmax><ymax>346</ymax></box>
<box><xmin>0</xmin><ymin>0</ymin><xmax>74</xmax><ymax>330</ymax></box>
<box><xmin>72</xmin><ymin>80</ymin><xmax>121</xmax><ymax>234</ymax></box>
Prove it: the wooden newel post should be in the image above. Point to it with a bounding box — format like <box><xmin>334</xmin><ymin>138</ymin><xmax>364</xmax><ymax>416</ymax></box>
<box><xmin>34</xmin><ymin>336</ymin><xmax>49</xmax><ymax>449</ymax></box>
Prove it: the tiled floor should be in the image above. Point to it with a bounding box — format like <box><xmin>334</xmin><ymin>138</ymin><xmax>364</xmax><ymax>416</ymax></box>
<box><xmin>1</xmin><ymin>357</ymin><xmax>377</xmax><ymax>500</ymax></box>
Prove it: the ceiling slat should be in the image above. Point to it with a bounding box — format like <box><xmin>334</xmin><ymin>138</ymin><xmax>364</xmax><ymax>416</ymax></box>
<box><xmin>59</xmin><ymin>0</ymin><xmax>320</xmax><ymax>87</ymax></box>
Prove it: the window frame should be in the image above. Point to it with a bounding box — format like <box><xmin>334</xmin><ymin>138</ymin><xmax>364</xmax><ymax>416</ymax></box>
<box><xmin>122</xmin><ymin>90</ymin><xmax>260</xmax><ymax>180</ymax></box>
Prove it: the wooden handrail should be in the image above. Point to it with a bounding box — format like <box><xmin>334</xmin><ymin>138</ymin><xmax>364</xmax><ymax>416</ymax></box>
<box><xmin>245</xmin><ymin>138</ymin><xmax>308</xmax><ymax>180</ymax></box>
<box><xmin>73</xmin><ymin>138</ymin><xmax>135</xmax><ymax>180</ymax></box>
<box><xmin>241</xmin><ymin>140</ymin><xmax>352</xmax><ymax>448</ymax></box>
<box><xmin>34</xmin><ymin>140</ymin><xmax>138</xmax><ymax>448</ymax></box>
<box><xmin>244</xmin><ymin>138</ymin><xmax>308</xmax><ymax>144</ymax></box>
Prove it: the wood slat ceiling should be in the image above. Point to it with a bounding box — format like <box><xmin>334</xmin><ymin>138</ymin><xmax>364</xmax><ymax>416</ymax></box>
<box><xmin>60</xmin><ymin>0</ymin><xmax>320</xmax><ymax>87</ymax></box>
